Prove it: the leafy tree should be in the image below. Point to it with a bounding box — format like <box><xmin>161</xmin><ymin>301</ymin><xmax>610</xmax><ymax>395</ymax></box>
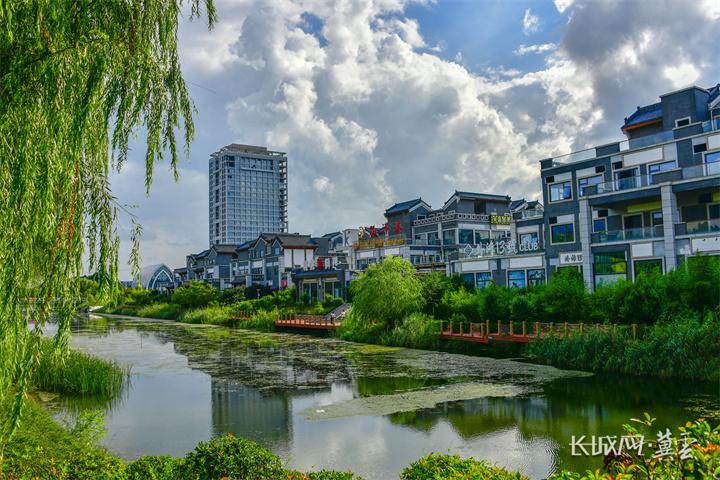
<box><xmin>477</xmin><ymin>283</ymin><xmax>513</xmax><ymax>323</ymax></box>
<box><xmin>349</xmin><ymin>257</ymin><xmax>424</xmax><ymax>329</ymax></box>
<box><xmin>0</xmin><ymin>0</ymin><xmax>216</xmax><ymax>449</ymax></box>
<box><xmin>535</xmin><ymin>268</ymin><xmax>588</xmax><ymax>324</ymax></box>
<box><xmin>172</xmin><ymin>281</ymin><xmax>218</xmax><ymax>309</ymax></box>
<box><xmin>219</xmin><ymin>286</ymin><xmax>245</xmax><ymax>306</ymax></box>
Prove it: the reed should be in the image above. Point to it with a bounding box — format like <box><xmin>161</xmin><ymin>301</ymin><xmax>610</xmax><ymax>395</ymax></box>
<box><xmin>32</xmin><ymin>339</ymin><xmax>129</xmax><ymax>398</ymax></box>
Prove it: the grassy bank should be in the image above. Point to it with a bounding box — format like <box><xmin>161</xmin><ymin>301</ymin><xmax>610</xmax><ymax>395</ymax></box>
<box><xmin>32</xmin><ymin>338</ymin><xmax>129</xmax><ymax>397</ymax></box>
<box><xmin>526</xmin><ymin>309</ymin><xmax>720</xmax><ymax>381</ymax></box>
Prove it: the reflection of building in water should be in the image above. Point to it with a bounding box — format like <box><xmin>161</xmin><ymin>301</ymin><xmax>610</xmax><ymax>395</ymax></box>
<box><xmin>211</xmin><ymin>379</ymin><xmax>292</xmax><ymax>452</ymax></box>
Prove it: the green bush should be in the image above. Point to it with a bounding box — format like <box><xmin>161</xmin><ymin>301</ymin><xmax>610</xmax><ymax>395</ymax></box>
<box><xmin>337</xmin><ymin>310</ymin><xmax>387</xmax><ymax>344</ymax></box>
<box><xmin>219</xmin><ymin>286</ymin><xmax>246</xmax><ymax>305</ymax></box>
<box><xmin>383</xmin><ymin>313</ymin><xmax>440</xmax><ymax>350</ymax></box>
<box><xmin>477</xmin><ymin>283</ymin><xmax>512</xmax><ymax>323</ymax></box>
<box><xmin>179</xmin><ymin>305</ymin><xmax>231</xmax><ymax>325</ymax></box>
<box><xmin>534</xmin><ymin>268</ymin><xmax>587</xmax><ymax>324</ymax></box>
<box><xmin>322</xmin><ymin>295</ymin><xmax>344</xmax><ymax>310</ymax></box>
<box><xmin>172</xmin><ymin>281</ymin><xmax>218</xmax><ymax>309</ymax></box>
<box><xmin>401</xmin><ymin>453</ymin><xmax>528</xmax><ymax>480</ymax></box>
<box><xmin>182</xmin><ymin>433</ymin><xmax>286</xmax><ymax>480</ymax></box>
<box><xmin>509</xmin><ymin>295</ymin><xmax>535</xmax><ymax>322</ymax></box>
<box><xmin>136</xmin><ymin>302</ymin><xmax>183</xmax><ymax>320</ymax></box>
<box><xmin>441</xmin><ymin>288</ymin><xmax>481</xmax><ymax>323</ymax></box>
<box><xmin>126</xmin><ymin>455</ymin><xmax>181</xmax><ymax>479</ymax></box>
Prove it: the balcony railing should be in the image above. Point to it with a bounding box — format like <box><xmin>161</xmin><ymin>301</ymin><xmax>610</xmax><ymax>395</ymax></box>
<box><xmin>591</xmin><ymin>226</ymin><xmax>664</xmax><ymax>244</ymax></box>
<box><xmin>628</xmin><ymin>130</ymin><xmax>675</xmax><ymax>150</ymax></box>
<box><xmin>519</xmin><ymin>209</ymin><xmax>544</xmax><ymax>219</ymax></box>
<box><xmin>586</xmin><ymin>163</ymin><xmax>720</xmax><ymax>196</ymax></box>
<box><xmin>675</xmin><ymin>219</ymin><xmax>720</xmax><ymax>236</ymax></box>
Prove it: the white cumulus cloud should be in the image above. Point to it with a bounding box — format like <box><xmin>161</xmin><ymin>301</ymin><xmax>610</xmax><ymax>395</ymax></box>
<box><xmin>522</xmin><ymin>9</ymin><xmax>540</xmax><ymax>35</ymax></box>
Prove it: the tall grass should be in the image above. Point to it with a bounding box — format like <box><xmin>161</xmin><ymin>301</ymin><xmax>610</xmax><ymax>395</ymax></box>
<box><xmin>32</xmin><ymin>339</ymin><xmax>129</xmax><ymax>397</ymax></box>
<box><xmin>526</xmin><ymin>310</ymin><xmax>720</xmax><ymax>381</ymax></box>
<box><xmin>236</xmin><ymin>310</ymin><xmax>277</xmax><ymax>332</ymax></box>
<box><xmin>136</xmin><ymin>302</ymin><xmax>183</xmax><ymax>320</ymax></box>
<box><xmin>179</xmin><ymin>305</ymin><xmax>232</xmax><ymax>325</ymax></box>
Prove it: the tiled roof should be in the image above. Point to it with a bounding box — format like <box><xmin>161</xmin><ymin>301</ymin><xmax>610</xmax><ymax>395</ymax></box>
<box><xmin>385</xmin><ymin>198</ymin><xmax>425</xmax><ymax>215</ymax></box>
<box><xmin>212</xmin><ymin>244</ymin><xmax>240</xmax><ymax>254</ymax></box>
<box><xmin>509</xmin><ymin>199</ymin><xmax>526</xmax><ymax>210</ymax></box>
<box><xmin>623</xmin><ymin>102</ymin><xmax>662</xmax><ymax>129</ymax></box>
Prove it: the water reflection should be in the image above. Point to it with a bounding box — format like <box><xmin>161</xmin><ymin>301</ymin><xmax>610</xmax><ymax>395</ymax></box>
<box><xmin>50</xmin><ymin>316</ymin><xmax>718</xmax><ymax>480</ymax></box>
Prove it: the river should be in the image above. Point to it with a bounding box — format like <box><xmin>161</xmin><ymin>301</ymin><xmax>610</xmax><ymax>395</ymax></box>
<box><xmin>45</xmin><ymin>315</ymin><xmax>718</xmax><ymax>479</ymax></box>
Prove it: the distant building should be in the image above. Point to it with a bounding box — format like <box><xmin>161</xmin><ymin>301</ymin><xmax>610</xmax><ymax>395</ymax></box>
<box><xmin>209</xmin><ymin>144</ymin><xmax>288</xmax><ymax>246</ymax></box>
<box><xmin>135</xmin><ymin>264</ymin><xmax>175</xmax><ymax>291</ymax></box>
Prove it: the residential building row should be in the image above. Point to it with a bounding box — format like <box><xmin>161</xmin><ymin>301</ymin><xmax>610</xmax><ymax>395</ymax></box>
<box><xmin>171</xmin><ymin>83</ymin><xmax>720</xmax><ymax>301</ymax></box>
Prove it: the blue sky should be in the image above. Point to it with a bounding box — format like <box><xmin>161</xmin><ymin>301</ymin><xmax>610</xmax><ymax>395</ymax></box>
<box><xmin>109</xmin><ymin>0</ymin><xmax>720</xmax><ymax>279</ymax></box>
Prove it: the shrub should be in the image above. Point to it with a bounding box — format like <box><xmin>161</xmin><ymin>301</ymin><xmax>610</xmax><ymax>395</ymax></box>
<box><xmin>322</xmin><ymin>295</ymin><xmax>344</xmax><ymax>310</ymax></box>
<box><xmin>383</xmin><ymin>313</ymin><xmax>440</xmax><ymax>350</ymax></box>
<box><xmin>136</xmin><ymin>302</ymin><xmax>183</xmax><ymax>320</ymax></box>
<box><xmin>179</xmin><ymin>305</ymin><xmax>231</xmax><ymax>325</ymax></box>
<box><xmin>172</xmin><ymin>281</ymin><xmax>218</xmax><ymax>309</ymax></box>
<box><xmin>182</xmin><ymin>433</ymin><xmax>286</xmax><ymax>480</ymax></box>
<box><xmin>477</xmin><ymin>283</ymin><xmax>512</xmax><ymax>323</ymax></box>
<box><xmin>441</xmin><ymin>288</ymin><xmax>481</xmax><ymax>323</ymax></box>
<box><xmin>401</xmin><ymin>453</ymin><xmax>528</xmax><ymax>480</ymax></box>
<box><xmin>219</xmin><ymin>286</ymin><xmax>245</xmax><ymax>305</ymax></box>
<box><xmin>337</xmin><ymin>310</ymin><xmax>387</xmax><ymax>344</ymax></box>
<box><xmin>534</xmin><ymin>268</ymin><xmax>587</xmax><ymax>324</ymax></box>
<box><xmin>349</xmin><ymin>257</ymin><xmax>424</xmax><ymax>330</ymax></box>
<box><xmin>126</xmin><ymin>455</ymin><xmax>181</xmax><ymax>480</ymax></box>
<box><xmin>509</xmin><ymin>295</ymin><xmax>535</xmax><ymax>322</ymax></box>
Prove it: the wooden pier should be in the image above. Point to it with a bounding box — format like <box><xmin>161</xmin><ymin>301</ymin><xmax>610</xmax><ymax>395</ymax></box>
<box><xmin>275</xmin><ymin>313</ymin><xmax>340</xmax><ymax>330</ymax></box>
<box><xmin>440</xmin><ymin>320</ymin><xmax>618</xmax><ymax>343</ymax></box>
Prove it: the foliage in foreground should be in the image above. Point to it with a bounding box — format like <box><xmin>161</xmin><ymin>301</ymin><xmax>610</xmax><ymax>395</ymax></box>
<box><xmin>526</xmin><ymin>309</ymin><xmax>720</xmax><ymax>381</ymax></box>
<box><xmin>0</xmin><ymin>0</ymin><xmax>217</xmax><ymax>450</ymax></box>
<box><xmin>401</xmin><ymin>452</ymin><xmax>528</xmax><ymax>479</ymax></box>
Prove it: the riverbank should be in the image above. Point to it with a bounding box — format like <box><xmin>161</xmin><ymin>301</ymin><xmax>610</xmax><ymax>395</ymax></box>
<box><xmin>5</xmin><ymin>316</ymin><xmax>718</xmax><ymax>479</ymax></box>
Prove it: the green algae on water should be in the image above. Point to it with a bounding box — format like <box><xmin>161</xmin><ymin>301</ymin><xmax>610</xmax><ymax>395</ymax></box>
<box><xmin>301</xmin><ymin>382</ymin><xmax>526</xmax><ymax>420</ymax></box>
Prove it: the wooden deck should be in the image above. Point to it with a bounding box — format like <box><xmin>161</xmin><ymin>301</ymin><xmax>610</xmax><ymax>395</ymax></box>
<box><xmin>275</xmin><ymin>314</ymin><xmax>340</xmax><ymax>330</ymax></box>
<box><xmin>440</xmin><ymin>321</ymin><xmax>617</xmax><ymax>343</ymax></box>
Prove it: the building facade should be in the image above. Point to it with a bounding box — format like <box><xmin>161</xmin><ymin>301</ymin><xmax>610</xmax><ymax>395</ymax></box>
<box><xmin>209</xmin><ymin>144</ymin><xmax>288</xmax><ymax>246</ymax></box>
<box><xmin>539</xmin><ymin>84</ymin><xmax>720</xmax><ymax>290</ymax></box>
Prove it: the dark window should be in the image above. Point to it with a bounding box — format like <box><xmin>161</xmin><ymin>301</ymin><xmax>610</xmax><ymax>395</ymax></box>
<box><xmin>675</xmin><ymin>117</ymin><xmax>691</xmax><ymax>127</ymax></box>
<box><xmin>595</xmin><ymin>165</ymin><xmax>606</xmax><ymax>173</ymax></box>
<box><xmin>578</xmin><ymin>174</ymin><xmax>603</xmax><ymax>196</ymax></box>
<box><xmin>593</xmin><ymin>218</ymin><xmax>607</xmax><ymax>233</ymax></box>
<box><xmin>651</xmin><ymin>211</ymin><xmax>664</xmax><ymax>227</ymax></box>
<box><xmin>459</xmin><ymin>229</ymin><xmax>474</xmax><ymax>244</ymax></box>
<box><xmin>693</xmin><ymin>143</ymin><xmax>707</xmax><ymax>154</ymax></box>
<box><xmin>551</xmin><ymin>223</ymin><xmax>574</xmax><ymax>243</ymax></box>
<box><xmin>527</xmin><ymin>269</ymin><xmax>545</xmax><ymax>286</ymax></box>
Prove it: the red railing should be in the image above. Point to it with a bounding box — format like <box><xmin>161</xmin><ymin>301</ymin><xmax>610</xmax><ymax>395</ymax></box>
<box><xmin>439</xmin><ymin>321</ymin><xmax>633</xmax><ymax>344</ymax></box>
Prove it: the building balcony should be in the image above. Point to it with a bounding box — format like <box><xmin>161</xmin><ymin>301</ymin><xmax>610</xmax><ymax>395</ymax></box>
<box><xmin>591</xmin><ymin>226</ymin><xmax>664</xmax><ymax>244</ymax></box>
<box><xmin>583</xmin><ymin>163</ymin><xmax>720</xmax><ymax>197</ymax></box>
<box><xmin>674</xmin><ymin>219</ymin><xmax>720</xmax><ymax>236</ymax></box>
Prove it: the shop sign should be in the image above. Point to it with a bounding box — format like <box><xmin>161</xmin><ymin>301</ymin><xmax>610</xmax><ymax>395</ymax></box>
<box><xmin>354</xmin><ymin>237</ymin><xmax>405</xmax><ymax>250</ymax></box>
<box><xmin>559</xmin><ymin>252</ymin><xmax>584</xmax><ymax>265</ymax></box>
<box><xmin>463</xmin><ymin>239</ymin><xmax>539</xmax><ymax>258</ymax></box>
<box><xmin>490</xmin><ymin>214</ymin><xmax>512</xmax><ymax>225</ymax></box>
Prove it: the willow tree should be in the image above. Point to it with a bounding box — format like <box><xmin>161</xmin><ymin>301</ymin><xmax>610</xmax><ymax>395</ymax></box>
<box><xmin>0</xmin><ymin>0</ymin><xmax>215</xmax><ymax>452</ymax></box>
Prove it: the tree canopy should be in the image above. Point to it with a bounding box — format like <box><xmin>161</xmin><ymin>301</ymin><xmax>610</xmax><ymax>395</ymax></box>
<box><xmin>0</xmin><ymin>0</ymin><xmax>215</xmax><ymax>452</ymax></box>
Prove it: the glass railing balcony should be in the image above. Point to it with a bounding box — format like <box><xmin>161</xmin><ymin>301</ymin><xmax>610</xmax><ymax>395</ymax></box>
<box><xmin>675</xmin><ymin>219</ymin><xmax>720</xmax><ymax>236</ymax></box>
<box><xmin>591</xmin><ymin>226</ymin><xmax>664</xmax><ymax>244</ymax></box>
<box><xmin>520</xmin><ymin>209</ymin><xmax>544</xmax><ymax>219</ymax></box>
<box><xmin>701</xmin><ymin>118</ymin><xmax>720</xmax><ymax>133</ymax></box>
<box><xmin>595</xmin><ymin>174</ymin><xmax>652</xmax><ymax>194</ymax></box>
<box><xmin>628</xmin><ymin>130</ymin><xmax>675</xmax><ymax>150</ymax></box>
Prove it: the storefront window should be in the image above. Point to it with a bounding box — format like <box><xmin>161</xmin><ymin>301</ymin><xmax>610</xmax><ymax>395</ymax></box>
<box><xmin>508</xmin><ymin>270</ymin><xmax>526</xmax><ymax>289</ymax></box>
<box><xmin>442</xmin><ymin>229</ymin><xmax>455</xmax><ymax>245</ymax></box>
<box><xmin>475</xmin><ymin>272</ymin><xmax>493</xmax><ymax>289</ymax></box>
<box><xmin>527</xmin><ymin>269</ymin><xmax>546</xmax><ymax>286</ymax></box>
<box><xmin>458</xmin><ymin>229</ymin><xmax>474</xmax><ymax>245</ymax></box>
<box><xmin>594</xmin><ymin>252</ymin><xmax>627</xmax><ymax>287</ymax></box>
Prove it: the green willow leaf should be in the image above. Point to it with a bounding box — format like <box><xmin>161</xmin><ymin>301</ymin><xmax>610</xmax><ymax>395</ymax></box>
<box><xmin>0</xmin><ymin>0</ymin><xmax>216</xmax><ymax>454</ymax></box>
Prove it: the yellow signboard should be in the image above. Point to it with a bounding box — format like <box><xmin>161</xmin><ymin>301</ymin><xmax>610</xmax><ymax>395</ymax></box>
<box><xmin>354</xmin><ymin>238</ymin><xmax>406</xmax><ymax>250</ymax></box>
<box><xmin>490</xmin><ymin>214</ymin><xmax>512</xmax><ymax>225</ymax></box>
